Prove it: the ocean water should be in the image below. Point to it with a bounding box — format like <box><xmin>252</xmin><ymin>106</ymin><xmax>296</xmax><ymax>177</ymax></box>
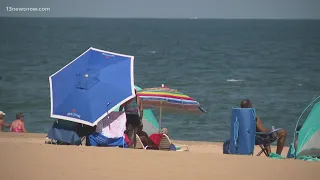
<box><xmin>0</xmin><ymin>18</ymin><xmax>320</xmax><ymax>145</ymax></box>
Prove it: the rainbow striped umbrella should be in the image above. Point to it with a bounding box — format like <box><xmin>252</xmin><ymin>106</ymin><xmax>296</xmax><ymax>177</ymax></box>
<box><xmin>136</xmin><ymin>86</ymin><xmax>206</xmax><ymax>130</ymax></box>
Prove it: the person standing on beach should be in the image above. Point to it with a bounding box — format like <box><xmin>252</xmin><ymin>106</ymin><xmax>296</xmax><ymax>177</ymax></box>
<box><xmin>9</xmin><ymin>112</ymin><xmax>27</xmax><ymax>133</ymax></box>
<box><xmin>0</xmin><ymin>111</ymin><xmax>11</xmax><ymax>131</ymax></box>
<box><xmin>119</xmin><ymin>89</ymin><xmax>144</xmax><ymax>148</ymax></box>
<box><xmin>119</xmin><ymin>89</ymin><xmax>144</xmax><ymax>122</ymax></box>
<box><xmin>240</xmin><ymin>99</ymin><xmax>287</xmax><ymax>155</ymax></box>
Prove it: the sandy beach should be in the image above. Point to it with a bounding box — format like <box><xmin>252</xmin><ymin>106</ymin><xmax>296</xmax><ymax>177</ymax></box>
<box><xmin>0</xmin><ymin>132</ymin><xmax>319</xmax><ymax>180</ymax></box>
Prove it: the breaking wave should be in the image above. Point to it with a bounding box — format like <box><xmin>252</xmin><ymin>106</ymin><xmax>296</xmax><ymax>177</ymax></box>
<box><xmin>226</xmin><ymin>79</ymin><xmax>244</xmax><ymax>82</ymax></box>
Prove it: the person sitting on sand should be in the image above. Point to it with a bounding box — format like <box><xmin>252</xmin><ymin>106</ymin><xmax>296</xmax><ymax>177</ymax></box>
<box><xmin>9</xmin><ymin>112</ymin><xmax>27</xmax><ymax>133</ymax></box>
<box><xmin>0</xmin><ymin>111</ymin><xmax>11</xmax><ymax>131</ymax></box>
<box><xmin>240</xmin><ymin>99</ymin><xmax>287</xmax><ymax>155</ymax></box>
<box><xmin>148</xmin><ymin>128</ymin><xmax>169</xmax><ymax>148</ymax></box>
<box><xmin>135</xmin><ymin>126</ymin><xmax>169</xmax><ymax>148</ymax></box>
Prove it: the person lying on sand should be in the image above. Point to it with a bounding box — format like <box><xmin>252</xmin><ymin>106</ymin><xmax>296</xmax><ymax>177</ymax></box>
<box><xmin>9</xmin><ymin>113</ymin><xmax>27</xmax><ymax>133</ymax></box>
<box><xmin>240</xmin><ymin>99</ymin><xmax>287</xmax><ymax>155</ymax></box>
<box><xmin>0</xmin><ymin>111</ymin><xmax>11</xmax><ymax>131</ymax></box>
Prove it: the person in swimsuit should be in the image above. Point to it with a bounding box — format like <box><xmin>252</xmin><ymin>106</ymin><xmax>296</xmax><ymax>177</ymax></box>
<box><xmin>120</xmin><ymin>89</ymin><xmax>146</xmax><ymax>147</ymax></box>
<box><xmin>0</xmin><ymin>111</ymin><xmax>11</xmax><ymax>131</ymax></box>
<box><xmin>240</xmin><ymin>99</ymin><xmax>287</xmax><ymax>155</ymax></box>
<box><xmin>119</xmin><ymin>89</ymin><xmax>144</xmax><ymax>122</ymax></box>
<box><xmin>9</xmin><ymin>112</ymin><xmax>27</xmax><ymax>133</ymax></box>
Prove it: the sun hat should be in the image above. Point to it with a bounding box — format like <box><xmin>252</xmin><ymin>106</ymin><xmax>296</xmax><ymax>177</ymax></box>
<box><xmin>0</xmin><ymin>111</ymin><xmax>5</xmax><ymax>116</ymax></box>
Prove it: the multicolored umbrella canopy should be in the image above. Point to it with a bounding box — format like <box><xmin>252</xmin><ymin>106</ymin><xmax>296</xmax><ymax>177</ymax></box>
<box><xmin>136</xmin><ymin>86</ymin><xmax>206</xmax><ymax>114</ymax></box>
<box><xmin>136</xmin><ymin>86</ymin><xmax>206</xmax><ymax>130</ymax></box>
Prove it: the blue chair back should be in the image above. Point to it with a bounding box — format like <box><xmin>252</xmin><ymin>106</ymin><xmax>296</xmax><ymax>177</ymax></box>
<box><xmin>229</xmin><ymin>108</ymin><xmax>256</xmax><ymax>155</ymax></box>
<box><xmin>47</xmin><ymin>119</ymin><xmax>81</xmax><ymax>145</ymax></box>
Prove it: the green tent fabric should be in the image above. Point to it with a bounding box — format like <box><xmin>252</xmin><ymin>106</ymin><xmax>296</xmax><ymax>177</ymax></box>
<box><xmin>113</xmin><ymin>85</ymin><xmax>159</xmax><ymax>135</ymax></box>
<box><xmin>296</xmin><ymin>101</ymin><xmax>320</xmax><ymax>158</ymax></box>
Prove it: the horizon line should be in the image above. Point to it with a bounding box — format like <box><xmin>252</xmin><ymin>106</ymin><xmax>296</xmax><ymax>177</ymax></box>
<box><xmin>1</xmin><ymin>16</ymin><xmax>320</xmax><ymax>20</ymax></box>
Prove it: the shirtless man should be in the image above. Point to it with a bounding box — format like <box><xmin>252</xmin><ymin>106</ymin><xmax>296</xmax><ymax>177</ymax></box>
<box><xmin>240</xmin><ymin>99</ymin><xmax>287</xmax><ymax>155</ymax></box>
<box><xmin>9</xmin><ymin>112</ymin><xmax>27</xmax><ymax>133</ymax></box>
<box><xmin>0</xmin><ymin>111</ymin><xmax>11</xmax><ymax>131</ymax></box>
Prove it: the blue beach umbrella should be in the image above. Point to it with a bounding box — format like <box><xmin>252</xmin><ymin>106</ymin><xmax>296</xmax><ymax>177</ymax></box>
<box><xmin>49</xmin><ymin>47</ymin><xmax>135</xmax><ymax>126</ymax></box>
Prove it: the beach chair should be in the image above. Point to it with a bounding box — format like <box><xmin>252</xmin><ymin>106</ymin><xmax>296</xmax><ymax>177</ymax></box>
<box><xmin>158</xmin><ymin>134</ymin><xmax>189</xmax><ymax>151</ymax></box>
<box><xmin>158</xmin><ymin>134</ymin><xmax>171</xmax><ymax>150</ymax></box>
<box><xmin>135</xmin><ymin>134</ymin><xmax>148</xmax><ymax>150</ymax></box>
<box><xmin>134</xmin><ymin>134</ymin><xmax>160</xmax><ymax>150</ymax></box>
<box><xmin>46</xmin><ymin>119</ymin><xmax>88</xmax><ymax>146</ymax></box>
<box><xmin>255</xmin><ymin>134</ymin><xmax>276</xmax><ymax>156</ymax></box>
<box><xmin>255</xmin><ymin>128</ymin><xmax>282</xmax><ymax>156</ymax></box>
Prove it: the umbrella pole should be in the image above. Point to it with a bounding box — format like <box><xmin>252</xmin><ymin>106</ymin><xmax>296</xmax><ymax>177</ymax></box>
<box><xmin>159</xmin><ymin>102</ymin><xmax>162</xmax><ymax>133</ymax></box>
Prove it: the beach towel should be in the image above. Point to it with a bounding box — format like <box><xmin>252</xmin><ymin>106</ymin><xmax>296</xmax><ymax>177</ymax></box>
<box><xmin>96</xmin><ymin>112</ymin><xmax>127</xmax><ymax>138</ymax></box>
<box><xmin>297</xmin><ymin>156</ymin><xmax>320</xmax><ymax>162</ymax></box>
<box><xmin>269</xmin><ymin>152</ymin><xmax>320</xmax><ymax>162</ymax></box>
<box><xmin>89</xmin><ymin>132</ymin><xmax>128</xmax><ymax>147</ymax></box>
<box><xmin>269</xmin><ymin>153</ymin><xmax>285</xmax><ymax>159</ymax></box>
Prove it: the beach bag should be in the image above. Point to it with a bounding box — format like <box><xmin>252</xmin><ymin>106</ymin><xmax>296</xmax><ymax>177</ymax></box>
<box><xmin>223</xmin><ymin>139</ymin><xmax>231</xmax><ymax>154</ymax></box>
<box><xmin>169</xmin><ymin>144</ymin><xmax>177</xmax><ymax>151</ymax></box>
<box><xmin>286</xmin><ymin>143</ymin><xmax>296</xmax><ymax>158</ymax></box>
<box><xmin>229</xmin><ymin>108</ymin><xmax>256</xmax><ymax>155</ymax></box>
